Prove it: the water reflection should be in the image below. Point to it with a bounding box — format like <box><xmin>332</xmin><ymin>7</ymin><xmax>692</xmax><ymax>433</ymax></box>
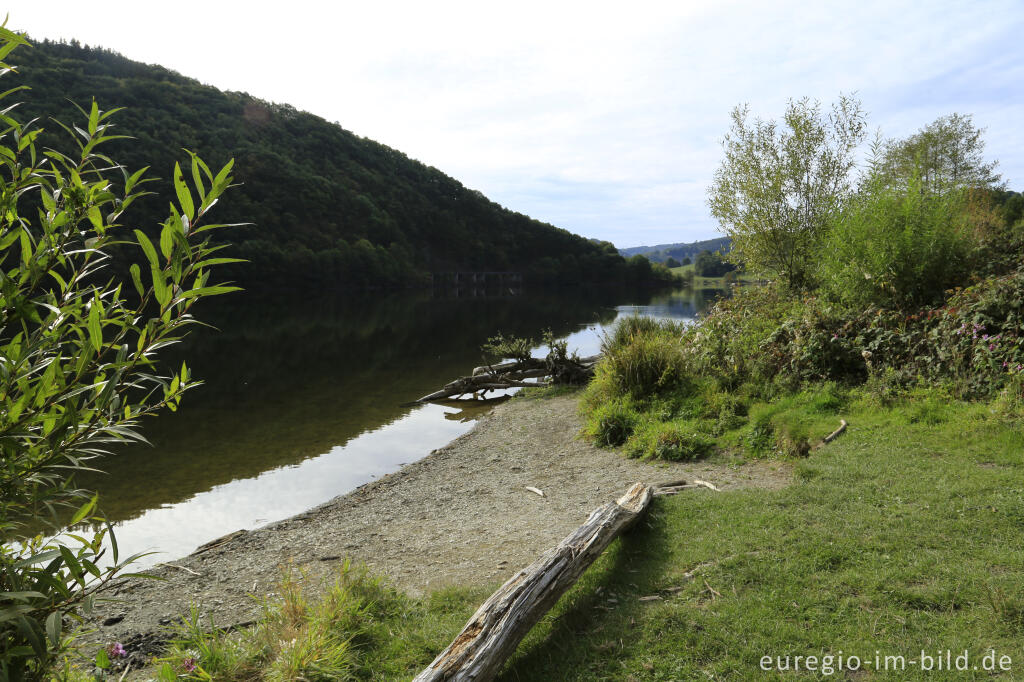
<box><xmin>80</xmin><ymin>286</ymin><xmax>721</xmax><ymax>564</ymax></box>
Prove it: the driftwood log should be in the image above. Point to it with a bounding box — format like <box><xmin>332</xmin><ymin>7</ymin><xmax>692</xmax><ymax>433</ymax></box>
<box><xmin>410</xmin><ymin>355</ymin><xmax>600</xmax><ymax>404</ymax></box>
<box><xmin>412</xmin><ymin>481</ymin><xmax>653</xmax><ymax>682</ymax></box>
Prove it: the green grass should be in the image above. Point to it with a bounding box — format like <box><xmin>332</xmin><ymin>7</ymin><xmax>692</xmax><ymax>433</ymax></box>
<box><xmin>498</xmin><ymin>390</ymin><xmax>1024</xmax><ymax>680</ymax></box>
<box><xmin>136</xmin><ymin>563</ymin><xmax>489</xmax><ymax>681</ymax></box>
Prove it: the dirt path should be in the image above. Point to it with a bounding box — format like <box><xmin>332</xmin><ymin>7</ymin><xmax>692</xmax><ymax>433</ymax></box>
<box><xmin>83</xmin><ymin>393</ymin><xmax>790</xmax><ymax>668</ymax></box>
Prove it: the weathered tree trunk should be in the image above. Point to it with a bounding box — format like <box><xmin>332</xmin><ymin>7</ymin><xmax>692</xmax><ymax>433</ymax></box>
<box><xmin>412</xmin><ymin>481</ymin><xmax>653</xmax><ymax>682</ymax></box>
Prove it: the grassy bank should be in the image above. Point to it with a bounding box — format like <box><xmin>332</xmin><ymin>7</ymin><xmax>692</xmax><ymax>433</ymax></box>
<box><xmin>504</xmin><ymin>388</ymin><xmax>1024</xmax><ymax>680</ymax></box>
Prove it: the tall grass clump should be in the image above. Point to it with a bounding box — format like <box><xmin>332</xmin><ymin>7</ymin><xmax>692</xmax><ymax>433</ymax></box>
<box><xmin>599</xmin><ymin>317</ymin><xmax>690</xmax><ymax>398</ymax></box>
<box><xmin>624</xmin><ymin>421</ymin><xmax>714</xmax><ymax>461</ymax></box>
<box><xmin>599</xmin><ymin>315</ymin><xmax>667</xmax><ymax>354</ymax></box>
<box><xmin>582</xmin><ymin>397</ymin><xmax>642</xmax><ymax>446</ymax></box>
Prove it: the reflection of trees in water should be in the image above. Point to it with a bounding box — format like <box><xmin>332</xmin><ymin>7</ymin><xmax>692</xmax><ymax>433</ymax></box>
<box><xmin>635</xmin><ymin>287</ymin><xmax>729</xmax><ymax>320</ymax></box>
<box><xmin>77</xmin><ymin>288</ymin><xmax>632</xmax><ymax>521</ymax></box>
<box><xmin>171</xmin><ymin>287</ymin><xmax>627</xmax><ymax>407</ymax></box>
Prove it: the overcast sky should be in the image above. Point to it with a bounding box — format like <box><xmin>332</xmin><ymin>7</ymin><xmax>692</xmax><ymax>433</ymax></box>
<box><xmin>9</xmin><ymin>1</ymin><xmax>1023</xmax><ymax>247</ymax></box>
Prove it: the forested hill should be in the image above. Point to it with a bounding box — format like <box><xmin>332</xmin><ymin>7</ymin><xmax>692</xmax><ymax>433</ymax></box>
<box><xmin>620</xmin><ymin>237</ymin><xmax>731</xmax><ymax>263</ymax></box>
<box><xmin>11</xmin><ymin>39</ymin><xmax>671</xmax><ymax>290</ymax></box>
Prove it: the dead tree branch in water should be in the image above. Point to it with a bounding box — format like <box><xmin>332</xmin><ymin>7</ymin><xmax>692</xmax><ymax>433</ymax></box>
<box><xmin>410</xmin><ymin>355</ymin><xmax>600</xmax><ymax>404</ymax></box>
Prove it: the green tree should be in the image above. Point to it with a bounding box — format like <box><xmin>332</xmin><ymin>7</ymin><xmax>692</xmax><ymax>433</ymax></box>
<box><xmin>872</xmin><ymin>113</ymin><xmax>1001</xmax><ymax>194</ymax></box>
<box><xmin>818</xmin><ymin>166</ymin><xmax>972</xmax><ymax>309</ymax></box>
<box><xmin>707</xmin><ymin>95</ymin><xmax>867</xmax><ymax>289</ymax></box>
<box><xmin>0</xmin><ymin>27</ymin><xmax>240</xmax><ymax>678</ymax></box>
<box><xmin>818</xmin><ymin>113</ymin><xmax>1005</xmax><ymax>308</ymax></box>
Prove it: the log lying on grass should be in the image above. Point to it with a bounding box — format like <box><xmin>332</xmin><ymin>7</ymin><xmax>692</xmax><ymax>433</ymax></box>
<box><xmin>823</xmin><ymin>419</ymin><xmax>848</xmax><ymax>444</ymax></box>
<box><xmin>413</xmin><ymin>481</ymin><xmax>653</xmax><ymax>682</ymax></box>
<box><xmin>410</xmin><ymin>355</ymin><xmax>600</xmax><ymax>404</ymax></box>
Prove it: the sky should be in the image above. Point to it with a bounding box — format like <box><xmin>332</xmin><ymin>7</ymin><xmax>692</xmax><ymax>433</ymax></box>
<box><xmin>8</xmin><ymin>1</ymin><xmax>1024</xmax><ymax>248</ymax></box>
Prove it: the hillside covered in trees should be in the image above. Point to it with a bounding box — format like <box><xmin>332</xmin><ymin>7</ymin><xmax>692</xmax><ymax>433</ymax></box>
<box><xmin>11</xmin><ymin>39</ymin><xmax>672</xmax><ymax>291</ymax></box>
<box><xmin>619</xmin><ymin>236</ymin><xmax>730</xmax><ymax>264</ymax></box>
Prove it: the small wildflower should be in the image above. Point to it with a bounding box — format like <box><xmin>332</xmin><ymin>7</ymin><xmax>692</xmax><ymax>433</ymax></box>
<box><xmin>181</xmin><ymin>657</ymin><xmax>198</xmax><ymax>673</ymax></box>
<box><xmin>106</xmin><ymin>642</ymin><xmax>127</xmax><ymax>659</ymax></box>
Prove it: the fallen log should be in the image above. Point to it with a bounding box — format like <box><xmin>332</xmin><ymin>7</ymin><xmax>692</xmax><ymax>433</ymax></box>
<box><xmin>411</xmin><ymin>355</ymin><xmax>601</xmax><ymax>404</ymax></box>
<box><xmin>413</xmin><ymin>482</ymin><xmax>653</xmax><ymax>682</ymax></box>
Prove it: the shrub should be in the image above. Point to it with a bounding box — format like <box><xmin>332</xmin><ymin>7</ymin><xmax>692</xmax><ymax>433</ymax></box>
<box><xmin>681</xmin><ymin>283</ymin><xmax>804</xmax><ymax>388</ymax></box>
<box><xmin>481</xmin><ymin>331</ymin><xmax>534</xmax><ymax>362</ymax></box>
<box><xmin>0</xmin><ymin>28</ymin><xmax>239</xmax><ymax>678</ymax></box>
<box><xmin>818</xmin><ymin>167</ymin><xmax>976</xmax><ymax>310</ymax></box>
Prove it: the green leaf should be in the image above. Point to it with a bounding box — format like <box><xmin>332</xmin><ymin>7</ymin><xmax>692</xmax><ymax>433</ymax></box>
<box><xmin>173</xmin><ymin>161</ymin><xmax>195</xmax><ymax>222</ymax></box>
<box><xmin>15</xmin><ymin>616</ymin><xmax>46</xmax><ymax>658</ymax></box>
<box><xmin>58</xmin><ymin>545</ymin><xmax>84</xmax><ymax>584</ymax></box>
<box><xmin>0</xmin><ymin>591</ymin><xmax>46</xmax><ymax>602</ymax></box>
<box><xmin>87</xmin><ymin>204</ymin><xmax>104</xmax><ymax>231</ymax></box>
<box><xmin>181</xmin><ymin>285</ymin><xmax>242</xmax><ymax>300</ymax></box>
<box><xmin>152</xmin><ymin>267</ymin><xmax>170</xmax><ymax>307</ymax></box>
<box><xmin>0</xmin><ymin>226</ymin><xmax>20</xmax><ymax>250</ymax></box>
<box><xmin>130</xmin><ymin>263</ymin><xmax>145</xmax><ymax>297</ymax></box>
<box><xmin>49</xmin><ymin>269</ymin><xmax>69</xmax><ymax>293</ymax></box>
<box><xmin>45</xmin><ymin>610</ymin><xmax>62</xmax><ymax>647</ymax></box>
<box><xmin>95</xmin><ymin>646</ymin><xmax>111</xmax><ymax>669</ymax></box>
<box><xmin>160</xmin><ymin>222</ymin><xmax>174</xmax><ymax>261</ymax></box>
<box><xmin>87</xmin><ymin>99</ymin><xmax>99</xmax><ymax>136</ymax></box>
<box><xmin>70</xmin><ymin>493</ymin><xmax>99</xmax><ymax>525</ymax></box>
<box><xmin>39</xmin><ymin>187</ymin><xmax>56</xmax><ymax>212</ymax></box>
<box><xmin>19</xmin><ymin>228</ymin><xmax>31</xmax><ymax>266</ymax></box>
<box><xmin>87</xmin><ymin>302</ymin><xmax>102</xmax><ymax>352</ymax></box>
<box><xmin>135</xmin><ymin>229</ymin><xmax>160</xmax><ymax>267</ymax></box>
<box><xmin>124</xmin><ymin>166</ymin><xmax>149</xmax><ymax>194</ymax></box>
<box><xmin>0</xmin><ymin>606</ymin><xmax>35</xmax><ymax>623</ymax></box>
<box><xmin>196</xmin><ymin>257</ymin><xmax>247</xmax><ymax>268</ymax></box>
<box><xmin>210</xmin><ymin>159</ymin><xmax>235</xmax><ymax>196</ymax></box>
<box><xmin>189</xmin><ymin>151</ymin><xmax>207</xmax><ymax>202</ymax></box>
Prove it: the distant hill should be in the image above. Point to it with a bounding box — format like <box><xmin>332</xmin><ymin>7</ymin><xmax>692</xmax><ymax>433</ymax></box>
<box><xmin>619</xmin><ymin>237</ymin><xmax>731</xmax><ymax>264</ymax></box>
<box><xmin>10</xmin><ymin>38</ymin><xmax>672</xmax><ymax>290</ymax></box>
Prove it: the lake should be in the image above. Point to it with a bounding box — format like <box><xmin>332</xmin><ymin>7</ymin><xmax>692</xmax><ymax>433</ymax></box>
<box><xmin>79</xmin><ymin>286</ymin><xmax>723</xmax><ymax>566</ymax></box>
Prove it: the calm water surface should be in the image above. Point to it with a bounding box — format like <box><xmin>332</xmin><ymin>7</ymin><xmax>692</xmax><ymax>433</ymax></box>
<box><xmin>82</xmin><ymin>287</ymin><xmax>722</xmax><ymax>565</ymax></box>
